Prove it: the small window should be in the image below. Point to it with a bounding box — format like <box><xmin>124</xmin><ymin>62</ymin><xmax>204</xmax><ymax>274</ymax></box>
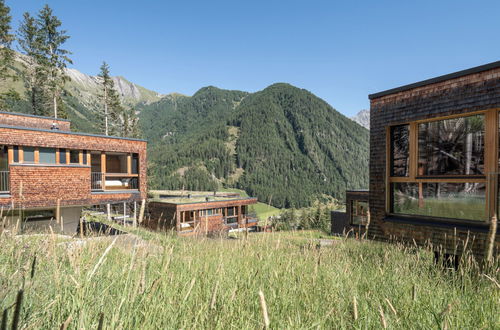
<box><xmin>59</xmin><ymin>149</ymin><xmax>67</xmax><ymax>164</ymax></box>
<box><xmin>131</xmin><ymin>153</ymin><xmax>139</xmax><ymax>174</ymax></box>
<box><xmin>69</xmin><ymin>150</ymin><xmax>80</xmax><ymax>164</ymax></box>
<box><xmin>39</xmin><ymin>148</ymin><xmax>56</xmax><ymax>164</ymax></box>
<box><xmin>0</xmin><ymin>146</ymin><xmax>7</xmax><ymax>170</ymax></box>
<box><xmin>24</xmin><ymin>147</ymin><xmax>35</xmax><ymax>163</ymax></box>
<box><xmin>13</xmin><ymin>146</ymin><xmax>19</xmax><ymax>163</ymax></box>
<box><xmin>226</xmin><ymin>217</ymin><xmax>238</xmax><ymax>224</ymax></box>
<box><xmin>82</xmin><ymin>150</ymin><xmax>88</xmax><ymax>165</ymax></box>
<box><xmin>351</xmin><ymin>200</ymin><xmax>368</xmax><ymax>225</ymax></box>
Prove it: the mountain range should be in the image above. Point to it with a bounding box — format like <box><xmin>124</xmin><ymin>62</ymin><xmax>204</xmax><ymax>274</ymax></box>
<box><xmin>1</xmin><ymin>52</ymin><xmax>369</xmax><ymax>208</ymax></box>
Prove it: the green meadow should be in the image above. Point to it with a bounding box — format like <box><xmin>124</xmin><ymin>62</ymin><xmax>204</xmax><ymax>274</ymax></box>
<box><xmin>0</xmin><ymin>226</ymin><xmax>498</xmax><ymax>329</ymax></box>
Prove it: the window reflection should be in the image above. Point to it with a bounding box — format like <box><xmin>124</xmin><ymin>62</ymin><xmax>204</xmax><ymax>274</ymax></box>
<box><xmin>418</xmin><ymin>115</ymin><xmax>484</xmax><ymax>176</ymax></box>
<box><xmin>391</xmin><ymin>125</ymin><xmax>409</xmax><ymax>177</ymax></box>
<box><xmin>392</xmin><ymin>182</ymin><xmax>485</xmax><ymax>221</ymax></box>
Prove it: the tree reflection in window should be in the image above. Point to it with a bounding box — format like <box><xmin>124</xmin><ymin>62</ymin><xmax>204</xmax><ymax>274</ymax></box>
<box><xmin>391</xmin><ymin>125</ymin><xmax>409</xmax><ymax>176</ymax></box>
<box><xmin>418</xmin><ymin>115</ymin><xmax>484</xmax><ymax>176</ymax></box>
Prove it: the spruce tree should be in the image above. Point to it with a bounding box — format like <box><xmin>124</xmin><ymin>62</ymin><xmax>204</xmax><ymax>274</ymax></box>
<box><xmin>36</xmin><ymin>5</ymin><xmax>72</xmax><ymax>118</ymax></box>
<box><xmin>17</xmin><ymin>12</ymin><xmax>45</xmax><ymax>115</ymax></box>
<box><xmin>98</xmin><ymin>61</ymin><xmax>122</xmax><ymax>135</ymax></box>
<box><xmin>0</xmin><ymin>0</ymin><xmax>13</xmax><ymax>82</ymax></box>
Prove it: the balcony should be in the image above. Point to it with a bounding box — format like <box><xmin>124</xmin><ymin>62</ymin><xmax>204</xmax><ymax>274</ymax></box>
<box><xmin>91</xmin><ymin>172</ymin><xmax>139</xmax><ymax>192</ymax></box>
<box><xmin>0</xmin><ymin>171</ymin><xmax>8</xmax><ymax>194</ymax></box>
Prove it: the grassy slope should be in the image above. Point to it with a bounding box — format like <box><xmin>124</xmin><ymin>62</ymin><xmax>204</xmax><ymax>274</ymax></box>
<box><xmin>0</xmin><ymin>227</ymin><xmax>498</xmax><ymax>329</ymax></box>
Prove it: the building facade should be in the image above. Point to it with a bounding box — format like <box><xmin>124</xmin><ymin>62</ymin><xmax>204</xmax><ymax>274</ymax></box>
<box><xmin>367</xmin><ymin>62</ymin><xmax>500</xmax><ymax>258</ymax></box>
<box><xmin>0</xmin><ymin>111</ymin><xmax>147</xmax><ymax>234</ymax></box>
<box><xmin>146</xmin><ymin>191</ymin><xmax>258</xmax><ymax>235</ymax></box>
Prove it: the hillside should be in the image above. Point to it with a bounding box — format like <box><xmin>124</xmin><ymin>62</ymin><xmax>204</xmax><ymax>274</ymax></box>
<box><xmin>140</xmin><ymin>84</ymin><xmax>369</xmax><ymax>208</ymax></box>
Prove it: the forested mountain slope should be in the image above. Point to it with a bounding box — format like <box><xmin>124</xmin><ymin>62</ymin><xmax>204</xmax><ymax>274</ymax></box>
<box><xmin>140</xmin><ymin>84</ymin><xmax>369</xmax><ymax>208</ymax></box>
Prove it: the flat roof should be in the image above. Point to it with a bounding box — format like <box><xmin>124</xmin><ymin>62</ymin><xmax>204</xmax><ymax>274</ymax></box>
<box><xmin>0</xmin><ymin>110</ymin><xmax>71</xmax><ymax>122</ymax></box>
<box><xmin>0</xmin><ymin>124</ymin><xmax>147</xmax><ymax>142</ymax></box>
<box><xmin>369</xmin><ymin>60</ymin><xmax>500</xmax><ymax>100</ymax></box>
<box><xmin>148</xmin><ymin>190</ymin><xmax>256</xmax><ymax>205</ymax></box>
<box><xmin>150</xmin><ymin>196</ymin><xmax>257</xmax><ymax>205</ymax></box>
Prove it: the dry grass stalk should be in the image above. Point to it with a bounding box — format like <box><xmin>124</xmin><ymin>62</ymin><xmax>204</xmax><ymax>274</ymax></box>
<box><xmin>210</xmin><ymin>281</ymin><xmax>219</xmax><ymax>310</ymax></box>
<box><xmin>412</xmin><ymin>284</ymin><xmax>417</xmax><ymax>301</ymax></box>
<box><xmin>87</xmin><ymin>237</ymin><xmax>118</xmax><ymax>281</ymax></box>
<box><xmin>385</xmin><ymin>298</ymin><xmax>397</xmax><ymax>316</ymax></box>
<box><xmin>440</xmin><ymin>303</ymin><xmax>453</xmax><ymax>330</ymax></box>
<box><xmin>481</xmin><ymin>274</ymin><xmax>500</xmax><ymax>289</ymax></box>
<box><xmin>379</xmin><ymin>305</ymin><xmax>387</xmax><ymax>329</ymax></box>
<box><xmin>59</xmin><ymin>315</ymin><xmax>72</xmax><ymax>330</ymax></box>
<box><xmin>258</xmin><ymin>290</ymin><xmax>270</xmax><ymax>329</ymax></box>
<box><xmin>485</xmin><ymin>213</ymin><xmax>497</xmax><ymax>264</ymax></box>
<box><xmin>183</xmin><ymin>278</ymin><xmax>196</xmax><ymax>303</ymax></box>
<box><xmin>352</xmin><ymin>296</ymin><xmax>358</xmax><ymax>321</ymax></box>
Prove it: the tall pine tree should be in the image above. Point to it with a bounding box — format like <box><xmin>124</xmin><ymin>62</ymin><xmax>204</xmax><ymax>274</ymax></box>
<box><xmin>98</xmin><ymin>61</ymin><xmax>122</xmax><ymax>135</ymax></box>
<box><xmin>0</xmin><ymin>0</ymin><xmax>13</xmax><ymax>82</ymax></box>
<box><xmin>17</xmin><ymin>12</ymin><xmax>45</xmax><ymax>115</ymax></box>
<box><xmin>36</xmin><ymin>5</ymin><xmax>71</xmax><ymax>118</ymax></box>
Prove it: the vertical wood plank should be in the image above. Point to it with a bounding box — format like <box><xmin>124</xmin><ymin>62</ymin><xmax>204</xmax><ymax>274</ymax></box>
<box><xmin>127</xmin><ymin>154</ymin><xmax>132</xmax><ymax>175</ymax></box>
<box><xmin>7</xmin><ymin>146</ymin><xmax>13</xmax><ymax>164</ymax></box>
<box><xmin>55</xmin><ymin>149</ymin><xmax>60</xmax><ymax>165</ymax></box>
<box><xmin>34</xmin><ymin>148</ymin><xmax>39</xmax><ymax>164</ymax></box>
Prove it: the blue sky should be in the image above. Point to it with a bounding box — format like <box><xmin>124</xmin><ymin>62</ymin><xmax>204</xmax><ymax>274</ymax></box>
<box><xmin>8</xmin><ymin>1</ymin><xmax>500</xmax><ymax>117</ymax></box>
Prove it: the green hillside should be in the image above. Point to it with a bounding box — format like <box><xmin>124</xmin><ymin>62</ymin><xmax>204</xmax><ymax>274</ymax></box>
<box><xmin>140</xmin><ymin>84</ymin><xmax>369</xmax><ymax>208</ymax></box>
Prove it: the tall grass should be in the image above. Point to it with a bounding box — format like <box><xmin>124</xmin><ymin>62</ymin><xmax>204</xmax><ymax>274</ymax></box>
<box><xmin>0</xmin><ymin>228</ymin><xmax>498</xmax><ymax>329</ymax></box>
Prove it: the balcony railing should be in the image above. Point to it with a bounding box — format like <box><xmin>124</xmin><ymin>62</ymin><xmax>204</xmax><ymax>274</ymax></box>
<box><xmin>0</xmin><ymin>171</ymin><xmax>9</xmax><ymax>193</ymax></box>
<box><xmin>91</xmin><ymin>172</ymin><xmax>103</xmax><ymax>191</ymax></box>
<box><xmin>91</xmin><ymin>172</ymin><xmax>139</xmax><ymax>191</ymax></box>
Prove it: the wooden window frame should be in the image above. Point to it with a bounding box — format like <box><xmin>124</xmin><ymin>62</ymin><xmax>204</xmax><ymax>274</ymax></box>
<box><xmin>386</xmin><ymin>109</ymin><xmax>499</xmax><ymax>223</ymax></box>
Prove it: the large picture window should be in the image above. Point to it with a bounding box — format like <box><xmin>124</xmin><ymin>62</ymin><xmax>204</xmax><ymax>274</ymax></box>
<box><xmin>418</xmin><ymin>115</ymin><xmax>484</xmax><ymax>176</ymax></box>
<box><xmin>388</xmin><ymin>113</ymin><xmax>488</xmax><ymax>222</ymax></box>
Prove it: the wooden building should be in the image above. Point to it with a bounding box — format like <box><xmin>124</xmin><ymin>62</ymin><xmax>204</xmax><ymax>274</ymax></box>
<box><xmin>334</xmin><ymin>62</ymin><xmax>500</xmax><ymax>259</ymax></box>
<box><xmin>331</xmin><ymin>190</ymin><xmax>368</xmax><ymax>236</ymax></box>
<box><xmin>0</xmin><ymin>111</ymin><xmax>147</xmax><ymax>234</ymax></box>
<box><xmin>146</xmin><ymin>191</ymin><xmax>258</xmax><ymax>235</ymax></box>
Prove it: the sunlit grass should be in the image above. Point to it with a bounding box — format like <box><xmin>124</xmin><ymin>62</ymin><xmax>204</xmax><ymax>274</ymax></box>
<box><xmin>0</xmin><ymin>227</ymin><xmax>498</xmax><ymax>329</ymax></box>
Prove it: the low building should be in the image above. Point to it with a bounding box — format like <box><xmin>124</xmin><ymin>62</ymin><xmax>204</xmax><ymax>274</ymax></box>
<box><xmin>0</xmin><ymin>111</ymin><xmax>147</xmax><ymax>234</ymax></box>
<box><xmin>331</xmin><ymin>190</ymin><xmax>368</xmax><ymax>236</ymax></box>
<box><xmin>333</xmin><ymin>61</ymin><xmax>500</xmax><ymax>259</ymax></box>
<box><xmin>146</xmin><ymin>190</ymin><xmax>258</xmax><ymax>235</ymax></box>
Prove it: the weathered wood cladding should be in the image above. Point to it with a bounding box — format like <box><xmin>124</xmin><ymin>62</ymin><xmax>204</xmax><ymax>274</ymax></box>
<box><xmin>145</xmin><ymin>198</ymin><xmax>258</xmax><ymax>235</ymax></box>
<box><xmin>369</xmin><ymin>64</ymin><xmax>500</xmax><ymax>257</ymax></box>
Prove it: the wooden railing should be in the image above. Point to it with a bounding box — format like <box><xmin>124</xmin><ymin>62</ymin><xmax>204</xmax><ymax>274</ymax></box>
<box><xmin>0</xmin><ymin>171</ymin><xmax>9</xmax><ymax>193</ymax></box>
